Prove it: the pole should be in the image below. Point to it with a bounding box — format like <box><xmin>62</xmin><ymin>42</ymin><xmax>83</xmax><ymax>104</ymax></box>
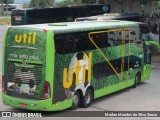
<box><xmin>6</xmin><ymin>0</ymin><xmax>8</xmax><ymax>16</ymax></box>
<box><xmin>0</xmin><ymin>0</ymin><xmax>3</xmax><ymax>15</ymax></box>
<box><xmin>159</xmin><ymin>22</ymin><xmax>160</xmax><ymax>45</ymax></box>
<box><xmin>122</xmin><ymin>0</ymin><xmax>124</xmax><ymax>13</ymax></box>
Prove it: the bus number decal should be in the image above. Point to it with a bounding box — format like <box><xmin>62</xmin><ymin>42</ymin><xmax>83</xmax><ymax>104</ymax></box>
<box><xmin>63</xmin><ymin>52</ymin><xmax>92</xmax><ymax>89</ymax></box>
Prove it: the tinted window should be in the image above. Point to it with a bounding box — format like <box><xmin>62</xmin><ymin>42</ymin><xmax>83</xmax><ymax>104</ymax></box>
<box><xmin>93</xmin><ymin>56</ymin><xmax>141</xmax><ymax>79</ymax></box>
<box><xmin>55</xmin><ymin>30</ymin><xmax>136</xmax><ymax>54</ymax></box>
<box><xmin>55</xmin><ymin>32</ymin><xmax>110</xmax><ymax>54</ymax></box>
<box><xmin>140</xmin><ymin>25</ymin><xmax>150</xmax><ymax>34</ymax></box>
<box><xmin>27</xmin><ymin>8</ymin><xmax>79</xmax><ymax>23</ymax></box>
<box><xmin>117</xmin><ymin>16</ymin><xmax>139</xmax><ymax>22</ymax></box>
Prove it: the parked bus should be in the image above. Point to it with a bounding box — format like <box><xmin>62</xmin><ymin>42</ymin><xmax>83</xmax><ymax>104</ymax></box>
<box><xmin>11</xmin><ymin>5</ymin><xmax>110</xmax><ymax>25</ymax></box>
<box><xmin>2</xmin><ymin>20</ymin><xmax>151</xmax><ymax>111</ymax></box>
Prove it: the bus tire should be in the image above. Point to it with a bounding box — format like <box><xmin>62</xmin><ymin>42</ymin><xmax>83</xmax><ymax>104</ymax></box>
<box><xmin>80</xmin><ymin>88</ymin><xmax>93</xmax><ymax>108</ymax></box>
<box><xmin>71</xmin><ymin>91</ymin><xmax>80</xmax><ymax>110</ymax></box>
<box><xmin>137</xmin><ymin>72</ymin><xmax>141</xmax><ymax>84</ymax></box>
<box><xmin>133</xmin><ymin>72</ymin><xmax>141</xmax><ymax>88</ymax></box>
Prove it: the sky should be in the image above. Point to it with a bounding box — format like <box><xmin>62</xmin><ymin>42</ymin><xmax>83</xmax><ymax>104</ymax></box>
<box><xmin>14</xmin><ymin>0</ymin><xmax>30</xmax><ymax>4</ymax></box>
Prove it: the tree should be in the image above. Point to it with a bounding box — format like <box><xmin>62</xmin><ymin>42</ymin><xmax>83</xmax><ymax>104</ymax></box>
<box><xmin>56</xmin><ymin>0</ymin><xmax>80</xmax><ymax>7</ymax></box>
<box><xmin>3</xmin><ymin>0</ymin><xmax>14</xmax><ymax>4</ymax></box>
<box><xmin>29</xmin><ymin>0</ymin><xmax>55</xmax><ymax>8</ymax></box>
<box><xmin>56</xmin><ymin>0</ymin><xmax>71</xmax><ymax>7</ymax></box>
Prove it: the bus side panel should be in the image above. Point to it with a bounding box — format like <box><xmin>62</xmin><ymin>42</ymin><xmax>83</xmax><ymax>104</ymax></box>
<box><xmin>52</xmin><ymin>33</ymin><xmax>144</xmax><ymax>109</ymax></box>
<box><xmin>94</xmin><ymin>79</ymin><xmax>135</xmax><ymax>99</ymax></box>
<box><xmin>45</xmin><ymin>30</ymin><xmax>54</xmax><ymax>110</ymax></box>
<box><xmin>94</xmin><ymin>67</ymin><xmax>142</xmax><ymax>99</ymax></box>
<box><xmin>91</xmin><ymin>44</ymin><xmax>144</xmax><ymax>99</ymax></box>
<box><xmin>46</xmin><ymin>31</ymin><xmax>72</xmax><ymax>111</ymax></box>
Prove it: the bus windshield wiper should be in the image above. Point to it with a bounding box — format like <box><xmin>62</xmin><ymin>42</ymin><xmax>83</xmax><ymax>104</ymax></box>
<box><xmin>10</xmin><ymin>46</ymin><xmax>38</xmax><ymax>50</ymax></box>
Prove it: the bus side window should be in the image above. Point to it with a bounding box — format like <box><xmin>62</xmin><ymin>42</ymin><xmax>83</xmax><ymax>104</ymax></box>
<box><xmin>55</xmin><ymin>35</ymin><xmax>64</xmax><ymax>54</ymax></box>
<box><xmin>89</xmin><ymin>32</ymin><xmax>109</xmax><ymax>48</ymax></box>
<box><xmin>124</xmin><ymin>30</ymin><xmax>133</xmax><ymax>44</ymax></box>
<box><xmin>102</xmin><ymin>32</ymin><xmax>110</xmax><ymax>47</ymax></box>
<box><xmin>55</xmin><ymin>34</ymin><xmax>77</xmax><ymax>54</ymax></box>
<box><xmin>112</xmin><ymin>31</ymin><xmax>122</xmax><ymax>46</ymax></box>
<box><xmin>76</xmin><ymin>32</ymin><xmax>96</xmax><ymax>51</ymax></box>
<box><xmin>90</xmin><ymin>34</ymin><xmax>102</xmax><ymax>48</ymax></box>
<box><xmin>65</xmin><ymin>34</ymin><xmax>76</xmax><ymax>53</ymax></box>
<box><xmin>55</xmin><ymin>31</ymin><xmax>111</xmax><ymax>54</ymax></box>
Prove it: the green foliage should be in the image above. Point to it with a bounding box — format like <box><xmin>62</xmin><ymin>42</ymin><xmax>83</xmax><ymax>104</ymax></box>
<box><xmin>2</xmin><ymin>0</ymin><xmax>14</xmax><ymax>4</ymax></box>
<box><xmin>29</xmin><ymin>0</ymin><xmax>54</xmax><ymax>8</ymax></box>
<box><xmin>56</xmin><ymin>0</ymin><xmax>80</xmax><ymax>7</ymax></box>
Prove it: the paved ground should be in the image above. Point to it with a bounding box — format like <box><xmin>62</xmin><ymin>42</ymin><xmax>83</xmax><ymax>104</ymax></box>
<box><xmin>0</xmin><ymin>25</ymin><xmax>7</xmax><ymax>89</ymax></box>
<box><xmin>0</xmin><ymin>25</ymin><xmax>160</xmax><ymax>120</ymax></box>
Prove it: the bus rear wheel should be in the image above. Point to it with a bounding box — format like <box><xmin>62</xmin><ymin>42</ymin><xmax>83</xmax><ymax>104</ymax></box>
<box><xmin>133</xmin><ymin>72</ymin><xmax>141</xmax><ymax>88</ymax></box>
<box><xmin>136</xmin><ymin>72</ymin><xmax>141</xmax><ymax>84</ymax></box>
<box><xmin>80</xmin><ymin>88</ymin><xmax>93</xmax><ymax>108</ymax></box>
<box><xmin>71</xmin><ymin>91</ymin><xmax>80</xmax><ymax>110</ymax></box>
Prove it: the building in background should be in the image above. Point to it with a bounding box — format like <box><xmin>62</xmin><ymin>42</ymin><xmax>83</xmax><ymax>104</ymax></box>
<box><xmin>0</xmin><ymin>4</ymin><xmax>23</xmax><ymax>15</ymax></box>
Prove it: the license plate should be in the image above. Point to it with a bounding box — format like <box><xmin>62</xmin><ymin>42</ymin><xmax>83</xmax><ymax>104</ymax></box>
<box><xmin>19</xmin><ymin>103</ymin><xmax>27</xmax><ymax>108</ymax></box>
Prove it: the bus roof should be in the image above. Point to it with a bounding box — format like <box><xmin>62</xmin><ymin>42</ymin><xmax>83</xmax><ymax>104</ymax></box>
<box><xmin>10</xmin><ymin>20</ymin><xmax>139</xmax><ymax>34</ymax></box>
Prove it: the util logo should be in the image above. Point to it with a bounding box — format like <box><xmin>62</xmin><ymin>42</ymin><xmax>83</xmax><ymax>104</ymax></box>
<box><xmin>15</xmin><ymin>32</ymin><xmax>37</xmax><ymax>44</ymax></box>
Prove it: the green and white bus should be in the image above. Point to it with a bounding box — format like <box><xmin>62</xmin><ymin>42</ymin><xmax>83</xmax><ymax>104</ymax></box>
<box><xmin>2</xmin><ymin>20</ymin><xmax>151</xmax><ymax>111</ymax></box>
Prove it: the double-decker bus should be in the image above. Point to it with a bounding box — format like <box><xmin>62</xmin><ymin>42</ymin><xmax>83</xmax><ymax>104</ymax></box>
<box><xmin>11</xmin><ymin>5</ymin><xmax>110</xmax><ymax>25</ymax></box>
<box><xmin>2</xmin><ymin>20</ymin><xmax>151</xmax><ymax>111</ymax></box>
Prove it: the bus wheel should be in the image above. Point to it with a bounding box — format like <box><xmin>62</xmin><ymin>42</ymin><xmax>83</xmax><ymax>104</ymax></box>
<box><xmin>133</xmin><ymin>72</ymin><xmax>141</xmax><ymax>88</ymax></box>
<box><xmin>81</xmin><ymin>88</ymin><xmax>93</xmax><ymax>108</ymax></box>
<box><xmin>71</xmin><ymin>91</ymin><xmax>80</xmax><ymax>110</ymax></box>
<box><xmin>136</xmin><ymin>72</ymin><xmax>141</xmax><ymax>84</ymax></box>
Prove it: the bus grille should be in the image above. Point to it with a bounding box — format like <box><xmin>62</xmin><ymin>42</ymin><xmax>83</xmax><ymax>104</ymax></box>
<box><xmin>6</xmin><ymin>62</ymin><xmax>43</xmax><ymax>86</ymax></box>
